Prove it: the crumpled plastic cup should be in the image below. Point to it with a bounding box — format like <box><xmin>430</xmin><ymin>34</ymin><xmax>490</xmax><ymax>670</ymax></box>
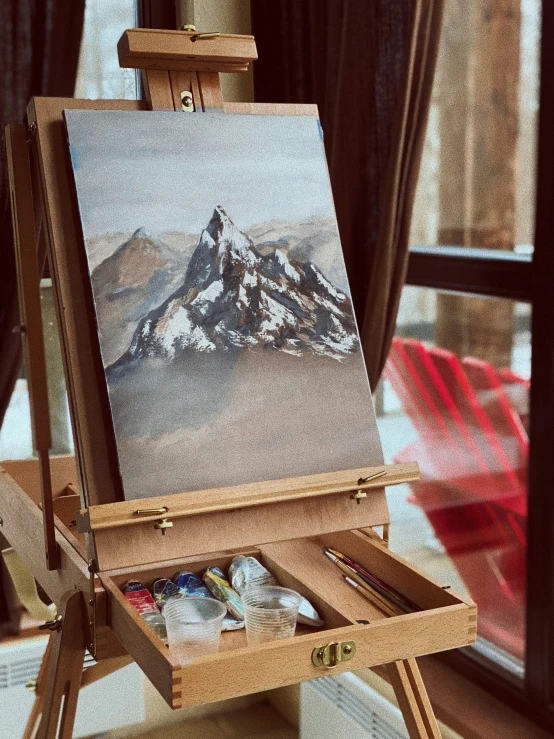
<box><xmin>241</xmin><ymin>586</ymin><xmax>302</xmax><ymax>645</ymax></box>
<box><xmin>163</xmin><ymin>596</ymin><xmax>227</xmax><ymax>664</ymax></box>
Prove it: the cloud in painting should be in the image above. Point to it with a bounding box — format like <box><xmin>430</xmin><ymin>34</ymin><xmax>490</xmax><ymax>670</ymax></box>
<box><xmin>64</xmin><ymin>110</ymin><xmax>334</xmax><ymax>238</ymax></box>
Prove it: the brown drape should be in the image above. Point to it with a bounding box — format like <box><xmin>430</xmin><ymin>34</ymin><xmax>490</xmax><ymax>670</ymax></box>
<box><xmin>0</xmin><ymin>0</ymin><xmax>85</xmax><ymax>635</ymax></box>
<box><xmin>252</xmin><ymin>0</ymin><xmax>444</xmax><ymax>389</ymax></box>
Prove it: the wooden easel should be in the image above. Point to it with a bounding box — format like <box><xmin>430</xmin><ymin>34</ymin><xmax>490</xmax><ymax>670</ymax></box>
<box><xmin>2</xmin><ymin>27</ymin><xmax>475</xmax><ymax>739</ymax></box>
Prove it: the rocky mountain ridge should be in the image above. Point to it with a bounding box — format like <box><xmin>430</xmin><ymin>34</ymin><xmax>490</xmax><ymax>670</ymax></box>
<box><xmin>111</xmin><ymin>206</ymin><xmax>358</xmax><ymax>366</ymax></box>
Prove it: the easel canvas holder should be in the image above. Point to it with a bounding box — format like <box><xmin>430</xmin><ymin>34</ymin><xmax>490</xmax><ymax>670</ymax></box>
<box><xmin>2</xmin><ymin>29</ymin><xmax>476</xmax><ymax>739</ymax></box>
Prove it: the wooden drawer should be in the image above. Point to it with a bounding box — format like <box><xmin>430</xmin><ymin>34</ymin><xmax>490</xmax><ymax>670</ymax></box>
<box><xmin>101</xmin><ymin>529</ymin><xmax>476</xmax><ymax>709</ymax></box>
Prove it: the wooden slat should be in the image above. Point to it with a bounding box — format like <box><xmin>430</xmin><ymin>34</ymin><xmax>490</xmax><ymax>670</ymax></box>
<box><xmin>91</xmin><ymin>492</ymin><xmax>391</xmax><ymax>571</ymax></box>
<box><xmin>6</xmin><ymin>124</ymin><xmax>59</xmax><ymax>570</ymax></box>
<box><xmin>403</xmin><ymin>659</ymin><xmax>442</xmax><ymax>739</ymax></box>
<box><xmin>142</xmin><ymin>69</ymin><xmax>174</xmax><ymax>111</ymax></box>
<box><xmin>22</xmin><ymin>637</ymin><xmax>52</xmax><ymax>739</ymax></box>
<box><xmin>78</xmin><ymin>463</ymin><xmax>417</xmax><ymax>533</ymax></box>
<box><xmin>198</xmin><ymin>71</ymin><xmax>224</xmax><ymax>110</ymax></box>
<box><xmin>37</xmin><ymin>590</ymin><xmax>87</xmax><ymax>738</ymax></box>
<box><xmin>128</xmin><ymin>58</ymin><xmax>247</xmax><ymax>73</ymax></box>
<box><xmin>389</xmin><ymin>659</ymin><xmax>442</xmax><ymax>739</ymax></box>
<box><xmin>28</xmin><ymin>97</ymin><xmax>147</xmax><ymax>508</ymax></box>
<box><xmin>118</xmin><ymin>29</ymin><xmax>257</xmax><ymax>72</ymax></box>
<box><xmin>5</xmin><ymin>126</ymin><xmax>51</xmax><ymax>451</ymax></box>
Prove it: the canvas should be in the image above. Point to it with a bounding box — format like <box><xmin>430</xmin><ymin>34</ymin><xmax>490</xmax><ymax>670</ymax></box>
<box><xmin>64</xmin><ymin>110</ymin><xmax>383</xmax><ymax>500</ymax></box>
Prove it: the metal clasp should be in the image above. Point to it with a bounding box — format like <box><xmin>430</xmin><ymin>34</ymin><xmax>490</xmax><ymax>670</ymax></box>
<box><xmin>38</xmin><ymin>614</ymin><xmax>63</xmax><ymax>632</ymax></box>
<box><xmin>154</xmin><ymin>518</ymin><xmax>173</xmax><ymax>535</ymax></box>
<box><xmin>312</xmin><ymin>640</ymin><xmax>356</xmax><ymax>669</ymax></box>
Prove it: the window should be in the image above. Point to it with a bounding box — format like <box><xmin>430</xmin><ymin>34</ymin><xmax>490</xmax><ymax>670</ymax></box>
<box><xmin>376</xmin><ymin>0</ymin><xmax>554</xmax><ymax>729</ymax></box>
<box><xmin>75</xmin><ymin>0</ymin><xmax>139</xmax><ymax>100</ymax></box>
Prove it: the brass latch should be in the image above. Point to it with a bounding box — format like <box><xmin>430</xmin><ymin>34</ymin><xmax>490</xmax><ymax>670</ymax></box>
<box><xmin>351</xmin><ymin>470</ymin><xmax>387</xmax><ymax>504</ymax></box>
<box><xmin>154</xmin><ymin>518</ymin><xmax>173</xmax><ymax>535</ymax></box>
<box><xmin>135</xmin><ymin>507</ymin><xmax>168</xmax><ymax>516</ymax></box>
<box><xmin>312</xmin><ymin>640</ymin><xmax>356</xmax><ymax>669</ymax></box>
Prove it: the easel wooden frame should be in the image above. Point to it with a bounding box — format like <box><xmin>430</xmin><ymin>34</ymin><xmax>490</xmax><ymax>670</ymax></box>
<box><xmin>1</xmin><ymin>28</ymin><xmax>476</xmax><ymax>739</ymax></box>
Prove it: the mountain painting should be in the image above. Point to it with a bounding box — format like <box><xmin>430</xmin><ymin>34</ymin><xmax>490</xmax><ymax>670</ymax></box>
<box><xmin>64</xmin><ymin>110</ymin><xmax>383</xmax><ymax>500</ymax></box>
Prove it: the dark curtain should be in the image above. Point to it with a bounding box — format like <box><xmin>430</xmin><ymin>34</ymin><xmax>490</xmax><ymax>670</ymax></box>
<box><xmin>138</xmin><ymin>0</ymin><xmax>177</xmax><ymax>29</ymax></box>
<box><xmin>252</xmin><ymin>0</ymin><xmax>444</xmax><ymax>389</ymax></box>
<box><xmin>0</xmin><ymin>0</ymin><xmax>85</xmax><ymax>635</ymax></box>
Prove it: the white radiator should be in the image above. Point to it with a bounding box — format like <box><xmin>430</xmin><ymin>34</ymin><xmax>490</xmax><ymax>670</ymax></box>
<box><xmin>300</xmin><ymin>672</ymin><xmax>409</xmax><ymax>739</ymax></box>
<box><xmin>0</xmin><ymin>635</ymin><xmax>145</xmax><ymax>739</ymax></box>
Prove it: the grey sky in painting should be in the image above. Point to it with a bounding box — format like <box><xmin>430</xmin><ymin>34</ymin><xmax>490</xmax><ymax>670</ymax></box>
<box><xmin>64</xmin><ymin>110</ymin><xmax>335</xmax><ymax>238</ymax></box>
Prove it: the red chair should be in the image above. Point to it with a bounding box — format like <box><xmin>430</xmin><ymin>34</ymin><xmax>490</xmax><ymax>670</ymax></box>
<box><xmin>384</xmin><ymin>337</ymin><xmax>528</xmax><ymax>659</ymax></box>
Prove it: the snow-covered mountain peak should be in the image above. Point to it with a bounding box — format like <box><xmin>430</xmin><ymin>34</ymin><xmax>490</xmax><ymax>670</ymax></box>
<box><xmin>111</xmin><ymin>208</ymin><xmax>359</xmax><ymax>368</ymax></box>
<box><xmin>206</xmin><ymin>206</ymin><xmax>258</xmax><ymax>267</ymax></box>
<box><xmin>266</xmin><ymin>248</ymin><xmax>302</xmax><ymax>283</ymax></box>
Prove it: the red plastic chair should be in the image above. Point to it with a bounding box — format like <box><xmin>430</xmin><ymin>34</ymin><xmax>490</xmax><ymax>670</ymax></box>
<box><xmin>383</xmin><ymin>337</ymin><xmax>528</xmax><ymax>659</ymax></box>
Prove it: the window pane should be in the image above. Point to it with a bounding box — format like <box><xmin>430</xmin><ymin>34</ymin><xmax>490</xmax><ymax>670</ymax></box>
<box><xmin>377</xmin><ymin>287</ymin><xmax>529</xmax><ymax>675</ymax></box>
<box><xmin>75</xmin><ymin>0</ymin><xmax>139</xmax><ymax>100</ymax></box>
<box><xmin>410</xmin><ymin>0</ymin><xmax>540</xmax><ymax>257</ymax></box>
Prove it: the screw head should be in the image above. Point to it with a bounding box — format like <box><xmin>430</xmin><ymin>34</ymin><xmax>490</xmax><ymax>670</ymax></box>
<box><xmin>343</xmin><ymin>644</ymin><xmax>352</xmax><ymax>654</ymax></box>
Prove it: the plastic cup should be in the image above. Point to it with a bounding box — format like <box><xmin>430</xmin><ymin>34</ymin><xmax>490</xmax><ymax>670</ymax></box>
<box><xmin>241</xmin><ymin>586</ymin><xmax>302</xmax><ymax>645</ymax></box>
<box><xmin>163</xmin><ymin>597</ymin><xmax>227</xmax><ymax>664</ymax></box>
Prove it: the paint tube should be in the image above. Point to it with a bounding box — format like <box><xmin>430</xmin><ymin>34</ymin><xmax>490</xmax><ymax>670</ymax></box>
<box><xmin>173</xmin><ymin>571</ymin><xmax>244</xmax><ymax>630</ymax></box>
<box><xmin>229</xmin><ymin>555</ymin><xmax>324</xmax><ymax>627</ymax></box>
<box><xmin>152</xmin><ymin>578</ymin><xmax>184</xmax><ymax>611</ymax></box>
<box><xmin>123</xmin><ymin>580</ymin><xmax>167</xmax><ymax>641</ymax></box>
<box><xmin>203</xmin><ymin>567</ymin><xmax>244</xmax><ymax>621</ymax></box>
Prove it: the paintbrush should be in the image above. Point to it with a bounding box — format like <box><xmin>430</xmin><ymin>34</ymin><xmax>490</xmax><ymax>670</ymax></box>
<box><xmin>324</xmin><ymin>547</ymin><xmax>418</xmax><ymax>612</ymax></box>
<box><xmin>343</xmin><ymin>575</ymin><xmax>401</xmax><ymax>618</ymax></box>
<box><xmin>323</xmin><ymin>550</ymin><xmax>403</xmax><ymax>614</ymax></box>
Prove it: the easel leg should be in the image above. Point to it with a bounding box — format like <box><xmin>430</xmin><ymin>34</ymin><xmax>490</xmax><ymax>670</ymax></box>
<box><xmin>22</xmin><ymin>636</ymin><xmax>53</xmax><ymax>739</ymax></box>
<box><xmin>36</xmin><ymin>591</ymin><xmax>88</xmax><ymax>739</ymax></box>
<box><xmin>388</xmin><ymin>658</ymin><xmax>441</xmax><ymax>739</ymax></box>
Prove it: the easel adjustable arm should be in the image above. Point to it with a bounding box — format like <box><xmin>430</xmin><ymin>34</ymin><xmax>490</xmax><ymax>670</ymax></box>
<box><xmin>5</xmin><ymin>124</ymin><xmax>59</xmax><ymax>570</ymax></box>
<box><xmin>118</xmin><ymin>27</ymin><xmax>257</xmax><ymax>112</ymax></box>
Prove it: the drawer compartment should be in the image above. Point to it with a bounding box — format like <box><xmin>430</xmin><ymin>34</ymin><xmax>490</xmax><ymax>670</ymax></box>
<box><xmin>101</xmin><ymin>530</ymin><xmax>476</xmax><ymax>709</ymax></box>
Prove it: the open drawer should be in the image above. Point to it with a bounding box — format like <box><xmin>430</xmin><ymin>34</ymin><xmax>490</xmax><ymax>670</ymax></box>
<box><xmin>101</xmin><ymin>529</ymin><xmax>476</xmax><ymax>709</ymax></box>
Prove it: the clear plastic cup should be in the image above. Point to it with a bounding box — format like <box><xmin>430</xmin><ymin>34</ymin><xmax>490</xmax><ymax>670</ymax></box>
<box><xmin>241</xmin><ymin>586</ymin><xmax>302</xmax><ymax>645</ymax></box>
<box><xmin>163</xmin><ymin>597</ymin><xmax>227</xmax><ymax>664</ymax></box>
